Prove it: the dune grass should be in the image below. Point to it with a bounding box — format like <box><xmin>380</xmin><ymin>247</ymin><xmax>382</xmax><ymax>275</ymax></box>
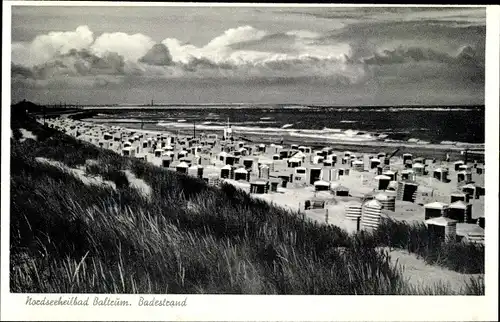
<box><xmin>370</xmin><ymin>218</ymin><xmax>484</xmax><ymax>274</ymax></box>
<box><xmin>9</xmin><ymin>116</ymin><xmax>484</xmax><ymax>294</ymax></box>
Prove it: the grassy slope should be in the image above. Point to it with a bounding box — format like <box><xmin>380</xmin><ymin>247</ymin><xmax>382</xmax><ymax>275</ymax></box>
<box><xmin>9</xmin><ymin>116</ymin><xmax>484</xmax><ymax>294</ymax></box>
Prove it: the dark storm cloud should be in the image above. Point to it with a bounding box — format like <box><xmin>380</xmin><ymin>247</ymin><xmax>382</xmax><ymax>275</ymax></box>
<box><xmin>138</xmin><ymin>44</ymin><xmax>174</xmax><ymax>66</ymax></box>
<box><xmin>13</xmin><ymin>48</ymin><xmax>126</xmax><ymax>80</ymax></box>
<box><xmin>11</xmin><ymin>63</ymin><xmax>35</xmax><ymax>78</ymax></box>
<box><xmin>362</xmin><ymin>46</ymin><xmax>483</xmax><ymax>67</ymax></box>
<box><xmin>181</xmin><ymin>57</ymin><xmax>234</xmax><ymax>72</ymax></box>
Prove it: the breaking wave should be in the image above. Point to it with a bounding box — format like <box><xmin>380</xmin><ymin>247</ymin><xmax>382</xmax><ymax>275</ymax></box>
<box><xmin>156</xmin><ymin>121</ymin><xmax>378</xmax><ymax>142</ymax></box>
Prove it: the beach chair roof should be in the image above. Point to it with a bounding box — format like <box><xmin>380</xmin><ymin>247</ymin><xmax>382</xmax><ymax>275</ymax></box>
<box><xmin>292</xmin><ymin>151</ymin><xmax>307</xmax><ymax>158</ymax></box>
<box><xmin>424</xmin><ymin>201</ymin><xmax>449</xmax><ymax>209</ymax></box>
<box><xmin>387</xmin><ymin>181</ymin><xmax>399</xmax><ymax>188</ymax></box>
<box><xmin>375</xmin><ymin>192</ymin><xmax>394</xmax><ymax>201</ymax></box>
<box><xmin>177</xmin><ymin>162</ymin><xmax>189</xmax><ymax>168</ymax></box>
<box><xmin>425</xmin><ymin>216</ymin><xmax>457</xmax><ymax>226</ymax></box>
<box><xmin>259</xmin><ymin>158</ymin><xmax>273</xmax><ymax>164</ymax></box>
<box><xmin>333</xmin><ymin>184</ymin><xmax>349</xmax><ymax>191</ymax></box>
<box><xmin>313</xmin><ymin>180</ymin><xmax>330</xmax><ymax>186</ymax></box>
<box><xmin>364</xmin><ymin>199</ymin><xmax>382</xmax><ymax>208</ymax></box>
<box><xmin>450</xmin><ymin>201</ymin><xmax>468</xmax><ymax>209</ymax></box>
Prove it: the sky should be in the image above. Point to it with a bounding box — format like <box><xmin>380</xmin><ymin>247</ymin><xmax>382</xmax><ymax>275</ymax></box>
<box><xmin>10</xmin><ymin>5</ymin><xmax>486</xmax><ymax>106</ymax></box>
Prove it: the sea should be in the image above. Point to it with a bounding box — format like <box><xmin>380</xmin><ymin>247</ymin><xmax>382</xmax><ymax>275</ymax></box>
<box><xmin>82</xmin><ymin>105</ymin><xmax>485</xmax><ymax>145</ymax></box>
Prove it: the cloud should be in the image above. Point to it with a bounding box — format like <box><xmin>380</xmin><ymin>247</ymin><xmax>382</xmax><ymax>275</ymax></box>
<box><xmin>228</xmin><ymin>33</ymin><xmax>298</xmax><ymax>54</ymax></box>
<box><xmin>362</xmin><ymin>45</ymin><xmax>483</xmax><ymax>68</ymax></box>
<box><xmin>12</xmin><ymin>25</ymin><xmax>94</xmax><ymax>66</ymax></box>
<box><xmin>181</xmin><ymin>57</ymin><xmax>235</xmax><ymax>72</ymax></box>
<box><xmin>11</xmin><ymin>48</ymin><xmax>126</xmax><ymax>88</ymax></box>
<box><xmin>285</xmin><ymin>30</ymin><xmax>322</xmax><ymax>39</ymax></box>
<box><xmin>204</xmin><ymin>25</ymin><xmax>267</xmax><ymax>49</ymax></box>
<box><xmin>90</xmin><ymin>31</ymin><xmax>155</xmax><ymax>62</ymax></box>
<box><xmin>282</xmin><ymin>7</ymin><xmax>485</xmax><ymax>26</ymax></box>
<box><xmin>138</xmin><ymin>44</ymin><xmax>173</xmax><ymax>66</ymax></box>
<box><xmin>160</xmin><ymin>26</ymin><xmax>271</xmax><ymax>64</ymax></box>
<box><xmin>11</xmin><ymin>22</ymin><xmax>485</xmax><ymax>97</ymax></box>
<box><xmin>12</xmin><ymin>63</ymin><xmax>35</xmax><ymax>79</ymax></box>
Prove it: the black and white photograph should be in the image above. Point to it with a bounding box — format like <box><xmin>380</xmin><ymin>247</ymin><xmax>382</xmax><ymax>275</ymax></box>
<box><xmin>1</xmin><ymin>2</ymin><xmax>498</xmax><ymax>321</ymax></box>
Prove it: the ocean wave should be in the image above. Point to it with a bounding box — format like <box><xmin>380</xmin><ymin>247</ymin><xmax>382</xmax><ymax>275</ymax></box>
<box><xmin>282</xmin><ymin>105</ymin><xmax>311</xmax><ymax>109</ymax></box>
<box><xmin>202</xmin><ymin>121</ymin><xmax>277</xmax><ymax>126</ymax></box>
<box><xmin>87</xmin><ymin>118</ymin><xmax>145</xmax><ymax>123</ymax></box>
<box><xmin>289</xmin><ymin>132</ymin><xmax>377</xmax><ymax>142</ymax></box>
<box><xmin>156</xmin><ymin>121</ymin><xmax>377</xmax><ymax>142</ymax></box>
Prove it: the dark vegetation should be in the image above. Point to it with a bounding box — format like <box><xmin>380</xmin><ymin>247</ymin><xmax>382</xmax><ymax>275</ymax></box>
<box><xmin>373</xmin><ymin>219</ymin><xmax>484</xmax><ymax>274</ymax></box>
<box><xmin>9</xmin><ymin>111</ymin><xmax>484</xmax><ymax>294</ymax></box>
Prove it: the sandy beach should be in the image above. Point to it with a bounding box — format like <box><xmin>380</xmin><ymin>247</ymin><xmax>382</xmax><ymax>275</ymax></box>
<box><xmin>46</xmin><ymin>117</ymin><xmax>486</xmax><ymax>233</ymax></box>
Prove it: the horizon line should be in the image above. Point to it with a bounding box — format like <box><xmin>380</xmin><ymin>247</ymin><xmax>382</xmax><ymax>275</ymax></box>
<box><xmin>12</xmin><ymin>100</ymin><xmax>485</xmax><ymax>108</ymax></box>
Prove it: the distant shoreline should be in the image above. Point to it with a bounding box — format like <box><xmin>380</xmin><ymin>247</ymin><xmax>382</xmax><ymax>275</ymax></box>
<box><xmin>80</xmin><ymin>105</ymin><xmax>485</xmax><ymax>111</ymax></box>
